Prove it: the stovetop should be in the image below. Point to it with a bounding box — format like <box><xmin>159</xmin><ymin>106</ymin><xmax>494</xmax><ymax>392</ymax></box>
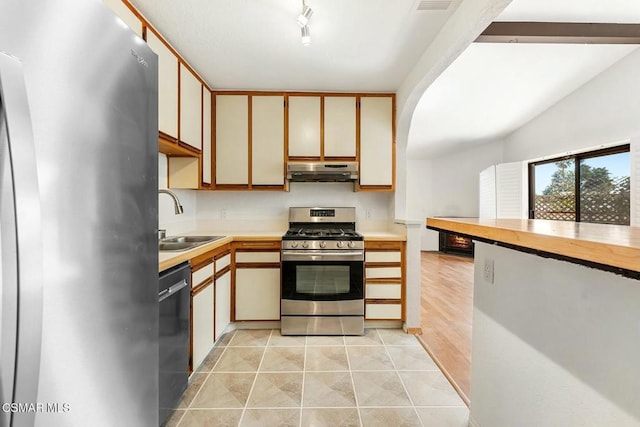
<box><xmin>284</xmin><ymin>227</ymin><xmax>363</xmax><ymax>241</ymax></box>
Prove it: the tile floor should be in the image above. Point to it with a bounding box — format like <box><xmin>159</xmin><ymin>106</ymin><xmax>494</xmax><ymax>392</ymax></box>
<box><xmin>163</xmin><ymin>329</ymin><xmax>469</xmax><ymax>427</ymax></box>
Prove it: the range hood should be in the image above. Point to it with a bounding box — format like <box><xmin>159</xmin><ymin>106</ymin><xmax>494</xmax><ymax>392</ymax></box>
<box><xmin>287</xmin><ymin>161</ymin><xmax>359</xmax><ymax>182</ymax></box>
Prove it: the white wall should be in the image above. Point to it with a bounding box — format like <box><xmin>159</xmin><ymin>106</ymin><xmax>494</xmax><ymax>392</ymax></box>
<box><xmin>406</xmin><ymin>159</ymin><xmax>434</xmax><ymax>249</ymax></box>
<box><xmin>501</xmin><ymin>48</ymin><xmax>640</xmax><ymax>226</ymax></box>
<box><xmin>412</xmin><ymin>140</ymin><xmax>504</xmax><ymax>250</ymax></box>
<box><xmin>430</xmin><ymin>140</ymin><xmax>504</xmax><ymax>217</ymax></box>
<box><xmin>503</xmin><ymin>48</ymin><xmax>640</xmax><ymax>163</ymax></box>
<box><xmin>471</xmin><ymin>242</ymin><xmax>640</xmax><ymax>427</ymax></box>
<box><xmin>194</xmin><ymin>182</ymin><xmax>393</xmax><ymax>233</ymax></box>
<box><xmin>394</xmin><ymin>0</ymin><xmax>512</xmax><ymax>220</ymax></box>
<box><xmin>158</xmin><ymin>154</ymin><xmax>197</xmax><ymax>234</ymax></box>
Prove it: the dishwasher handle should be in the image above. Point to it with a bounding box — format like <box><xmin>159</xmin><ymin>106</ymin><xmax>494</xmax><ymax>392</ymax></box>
<box><xmin>158</xmin><ymin>279</ymin><xmax>188</xmax><ymax>302</ymax></box>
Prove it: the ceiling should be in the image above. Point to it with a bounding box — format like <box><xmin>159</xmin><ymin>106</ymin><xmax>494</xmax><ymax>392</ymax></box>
<box><xmin>407</xmin><ymin>0</ymin><xmax>640</xmax><ymax>159</ymax></box>
<box><xmin>128</xmin><ymin>0</ymin><xmax>459</xmax><ymax>91</ymax></box>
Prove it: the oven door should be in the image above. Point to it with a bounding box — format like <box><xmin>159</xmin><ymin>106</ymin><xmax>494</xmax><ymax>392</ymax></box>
<box><xmin>281</xmin><ymin>250</ymin><xmax>364</xmax><ymax>302</ymax></box>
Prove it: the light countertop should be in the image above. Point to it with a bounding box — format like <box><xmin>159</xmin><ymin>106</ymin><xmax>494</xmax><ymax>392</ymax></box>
<box><xmin>426</xmin><ymin>217</ymin><xmax>640</xmax><ymax>273</ymax></box>
<box><xmin>159</xmin><ymin>230</ymin><xmax>406</xmax><ymax>272</ymax></box>
<box><xmin>362</xmin><ymin>231</ymin><xmax>407</xmax><ymax>241</ymax></box>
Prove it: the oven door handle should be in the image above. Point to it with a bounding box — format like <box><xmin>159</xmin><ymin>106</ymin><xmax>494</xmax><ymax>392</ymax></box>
<box><xmin>282</xmin><ymin>251</ymin><xmax>364</xmax><ymax>262</ymax></box>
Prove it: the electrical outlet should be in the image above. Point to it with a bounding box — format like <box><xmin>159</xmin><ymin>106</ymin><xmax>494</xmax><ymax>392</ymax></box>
<box><xmin>365</xmin><ymin>209</ymin><xmax>372</xmax><ymax>219</ymax></box>
<box><xmin>483</xmin><ymin>258</ymin><xmax>494</xmax><ymax>284</ymax></box>
<box><xmin>220</xmin><ymin>208</ymin><xmax>227</xmax><ymax>220</ymax></box>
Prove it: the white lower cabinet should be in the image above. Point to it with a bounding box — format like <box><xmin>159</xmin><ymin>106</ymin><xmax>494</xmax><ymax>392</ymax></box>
<box><xmin>192</xmin><ymin>283</ymin><xmax>214</xmax><ymax>370</ymax></box>
<box><xmin>364</xmin><ymin>241</ymin><xmax>405</xmax><ymax>321</ymax></box>
<box><xmin>365</xmin><ymin>303</ymin><xmax>402</xmax><ymax>320</ymax></box>
<box><xmin>235</xmin><ymin>268</ymin><xmax>280</xmax><ymax>320</ymax></box>
<box><xmin>215</xmin><ymin>270</ymin><xmax>231</xmax><ymax>339</ymax></box>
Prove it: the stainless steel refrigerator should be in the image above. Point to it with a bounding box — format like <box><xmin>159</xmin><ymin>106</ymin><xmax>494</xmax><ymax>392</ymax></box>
<box><xmin>0</xmin><ymin>0</ymin><xmax>159</xmax><ymax>426</ymax></box>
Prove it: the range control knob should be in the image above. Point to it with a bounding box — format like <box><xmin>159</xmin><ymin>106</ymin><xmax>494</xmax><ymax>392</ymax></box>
<box><xmin>290</xmin><ymin>241</ymin><xmax>298</xmax><ymax>248</ymax></box>
<box><xmin>348</xmin><ymin>241</ymin><xmax>355</xmax><ymax>248</ymax></box>
<box><xmin>336</xmin><ymin>241</ymin><xmax>345</xmax><ymax>248</ymax></box>
<box><xmin>302</xmin><ymin>241</ymin><xmax>309</xmax><ymax>249</ymax></box>
<box><xmin>320</xmin><ymin>241</ymin><xmax>326</xmax><ymax>249</ymax></box>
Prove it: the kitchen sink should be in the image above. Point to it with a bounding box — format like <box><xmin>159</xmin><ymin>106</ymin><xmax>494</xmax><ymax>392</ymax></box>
<box><xmin>161</xmin><ymin>236</ymin><xmax>224</xmax><ymax>244</ymax></box>
<box><xmin>159</xmin><ymin>235</ymin><xmax>225</xmax><ymax>252</ymax></box>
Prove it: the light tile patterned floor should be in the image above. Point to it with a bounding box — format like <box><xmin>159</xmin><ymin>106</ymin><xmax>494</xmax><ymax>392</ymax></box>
<box><xmin>164</xmin><ymin>329</ymin><xmax>469</xmax><ymax>427</ymax></box>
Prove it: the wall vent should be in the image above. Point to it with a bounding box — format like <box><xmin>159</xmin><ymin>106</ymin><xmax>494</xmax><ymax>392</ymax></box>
<box><xmin>415</xmin><ymin>0</ymin><xmax>452</xmax><ymax>11</ymax></box>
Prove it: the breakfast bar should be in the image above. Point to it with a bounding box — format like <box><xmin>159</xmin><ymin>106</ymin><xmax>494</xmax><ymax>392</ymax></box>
<box><xmin>426</xmin><ymin>217</ymin><xmax>640</xmax><ymax>276</ymax></box>
<box><xmin>426</xmin><ymin>217</ymin><xmax>640</xmax><ymax>427</ymax></box>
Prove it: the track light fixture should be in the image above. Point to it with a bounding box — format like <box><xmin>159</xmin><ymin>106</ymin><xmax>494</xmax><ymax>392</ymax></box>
<box><xmin>297</xmin><ymin>2</ymin><xmax>313</xmax><ymax>28</ymax></box>
<box><xmin>297</xmin><ymin>0</ymin><xmax>312</xmax><ymax>46</ymax></box>
<box><xmin>301</xmin><ymin>25</ymin><xmax>311</xmax><ymax>46</ymax></box>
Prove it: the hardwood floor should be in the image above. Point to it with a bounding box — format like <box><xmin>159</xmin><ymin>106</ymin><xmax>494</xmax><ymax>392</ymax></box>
<box><xmin>417</xmin><ymin>251</ymin><xmax>474</xmax><ymax>405</ymax></box>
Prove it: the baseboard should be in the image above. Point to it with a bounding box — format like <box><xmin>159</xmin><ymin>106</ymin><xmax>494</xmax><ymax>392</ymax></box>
<box><xmin>404</xmin><ymin>326</ymin><xmax>423</xmax><ymax>335</ymax></box>
<box><xmin>364</xmin><ymin>320</ymin><xmax>403</xmax><ymax>329</ymax></box>
<box><xmin>231</xmin><ymin>321</ymin><xmax>281</xmax><ymax>330</ymax></box>
<box><xmin>229</xmin><ymin>320</ymin><xmax>405</xmax><ymax>331</ymax></box>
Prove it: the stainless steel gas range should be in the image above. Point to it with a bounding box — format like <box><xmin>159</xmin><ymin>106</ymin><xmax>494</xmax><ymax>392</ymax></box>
<box><xmin>281</xmin><ymin>207</ymin><xmax>364</xmax><ymax>336</ymax></box>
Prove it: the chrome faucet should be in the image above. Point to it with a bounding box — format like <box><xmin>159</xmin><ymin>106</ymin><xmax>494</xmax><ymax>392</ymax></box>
<box><xmin>158</xmin><ymin>189</ymin><xmax>184</xmax><ymax>215</ymax></box>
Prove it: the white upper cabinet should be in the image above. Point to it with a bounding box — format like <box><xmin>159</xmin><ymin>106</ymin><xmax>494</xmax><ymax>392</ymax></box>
<box><xmin>179</xmin><ymin>64</ymin><xmax>202</xmax><ymax>150</ymax></box>
<box><xmin>288</xmin><ymin>96</ymin><xmax>321</xmax><ymax>157</ymax></box>
<box><xmin>145</xmin><ymin>30</ymin><xmax>178</xmax><ymax>139</ymax></box>
<box><xmin>252</xmin><ymin>96</ymin><xmax>285</xmax><ymax>186</ymax></box>
<box><xmin>324</xmin><ymin>96</ymin><xmax>356</xmax><ymax>158</ymax></box>
<box><xmin>215</xmin><ymin>95</ymin><xmax>249</xmax><ymax>185</ymax></box>
<box><xmin>102</xmin><ymin>0</ymin><xmax>142</xmax><ymax>37</ymax></box>
<box><xmin>360</xmin><ymin>96</ymin><xmax>394</xmax><ymax>187</ymax></box>
<box><xmin>202</xmin><ymin>90</ymin><xmax>212</xmax><ymax>185</ymax></box>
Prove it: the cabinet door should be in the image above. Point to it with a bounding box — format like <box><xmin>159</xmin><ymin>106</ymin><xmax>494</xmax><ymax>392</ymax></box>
<box><xmin>179</xmin><ymin>64</ymin><xmax>202</xmax><ymax>150</ymax></box>
<box><xmin>288</xmin><ymin>96</ymin><xmax>320</xmax><ymax>157</ymax></box>
<box><xmin>192</xmin><ymin>283</ymin><xmax>214</xmax><ymax>370</ymax></box>
<box><xmin>252</xmin><ymin>96</ymin><xmax>284</xmax><ymax>186</ymax></box>
<box><xmin>324</xmin><ymin>96</ymin><xmax>356</xmax><ymax>158</ymax></box>
<box><xmin>235</xmin><ymin>268</ymin><xmax>280</xmax><ymax>320</ymax></box>
<box><xmin>202</xmin><ymin>89</ymin><xmax>212</xmax><ymax>185</ymax></box>
<box><xmin>215</xmin><ymin>95</ymin><xmax>249</xmax><ymax>185</ymax></box>
<box><xmin>145</xmin><ymin>30</ymin><xmax>178</xmax><ymax>139</ymax></box>
<box><xmin>215</xmin><ymin>270</ymin><xmax>231</xmax><ymax>340</ymax></box>
<box><xmin>360</xmin><ymin>96</ymin><xmax>393</xmax><ymax>187</ymax></box>
<box><xmin>102</xmin><ymin>0</ymin><xmax>143</xmax><ymax>37</ymax></box>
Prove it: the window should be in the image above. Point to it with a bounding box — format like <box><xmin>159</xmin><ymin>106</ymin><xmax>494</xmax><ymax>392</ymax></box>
<box><xmin>529</xmin><ymin>145</ymin><xmax>630</xmax><ymax>225</ymax></box>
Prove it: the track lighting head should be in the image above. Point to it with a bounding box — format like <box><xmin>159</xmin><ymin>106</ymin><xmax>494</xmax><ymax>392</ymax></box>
<box><xmin>301</xmin><ymin>25</ymin><xmax>311</xmax><ymax>46</ymax></box>
<box><xmin>297</xmin><ymin>4</ymin><xmax>313</xmax><ymax>28</ymax></box>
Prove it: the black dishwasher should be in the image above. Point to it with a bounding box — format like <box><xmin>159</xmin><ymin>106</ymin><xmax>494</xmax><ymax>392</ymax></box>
<box><xmin>158</xmin><ymin>262</ymin><xmax>190</xmax><ymax>426</ymax></box>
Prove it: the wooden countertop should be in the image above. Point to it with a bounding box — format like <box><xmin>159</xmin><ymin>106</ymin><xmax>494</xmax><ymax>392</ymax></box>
<box><xmin>426</xmin><ymin>217</ymin><xmax>640</xmax><ymax>273</ymax></box>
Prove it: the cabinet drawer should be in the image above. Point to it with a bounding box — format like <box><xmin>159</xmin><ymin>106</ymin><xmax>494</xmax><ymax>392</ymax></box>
<box><xmin>192</xmin><ymin>263</ymin><xmax>214</xmax><ymax>287</ymax></box>
<box><xmin>366</xmin><ymin>284</ymin><xmax>401</xmax><ymax>299</ymax></box>
<box><xmin>365</xmin><ymin>251</ymin><xmax>401</xmax><ymax>263</ymax></box>
<box><xmin>235</xmin><ymin>251</ymin><xmax>280</xmax><ymax>263</ymax></box>
<box><xmin>365</xmin><ymin>267</ymin><xmax>401</xmax><ymax>279</ymax></box>
<box><xmin>366</xmin><ymin>303</ymin><xmax>402</xmax><ymax>320</ymax></box>
<box><xmin>216</xmin><ymin>254</ymin><xmax>231</xmax><ymax>272</ymax></box>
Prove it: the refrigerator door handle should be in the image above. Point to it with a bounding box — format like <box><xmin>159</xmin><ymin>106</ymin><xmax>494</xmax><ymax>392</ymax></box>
<box><xmin>0</xmin><ymin>52</ymin><xmax>44</xmax><ymax>427</ymax></box>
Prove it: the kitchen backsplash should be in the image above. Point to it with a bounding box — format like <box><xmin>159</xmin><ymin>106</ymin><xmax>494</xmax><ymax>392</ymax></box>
<box><xmin>159</xmin><ymin>155</ymin><xmax>394</xmax><ymax>234</ymax></box>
